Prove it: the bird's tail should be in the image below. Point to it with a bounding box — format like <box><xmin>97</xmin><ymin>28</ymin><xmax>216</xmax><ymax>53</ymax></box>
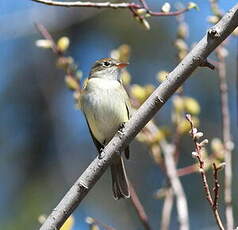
<box><xmin>111</xmin><ymin>156</ymin><xmax>130</xmax><ymax>199</ymax></box>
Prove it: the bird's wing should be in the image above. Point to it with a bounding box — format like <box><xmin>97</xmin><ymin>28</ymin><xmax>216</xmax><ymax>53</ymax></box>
<box><xmin>76</xmin><ymin>79</ymin><xmax>89</xmax><ymax>110</ymax></box>
<box><xmin>121</xmin><ymin>84</ymin><xmax>131</xmax><ymax>159</ymax></box>
<box><xmin>85</xmin><ymin>116</ymin><xmax>104</xmax><ymax>153</ymax></box>
<box><xmin>120</xmin><ymin>84</ymin><xmax>132</xmax><ymax>119</ymax></box>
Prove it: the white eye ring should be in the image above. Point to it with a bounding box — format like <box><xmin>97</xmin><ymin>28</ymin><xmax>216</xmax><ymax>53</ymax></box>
<box><xmin>103</xmin><ymin>61</ymin><xmax>111</xmax><ymax>67</ymax></box>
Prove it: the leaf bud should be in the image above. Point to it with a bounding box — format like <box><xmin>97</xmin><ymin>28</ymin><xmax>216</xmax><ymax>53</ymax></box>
<box><xmin>161</xmin><ymin>2</ymin><xmax>171</xmax><ymax>13</ymax></box>
<box><xmin>57</xmin><ymin>36</ymin><xmax>70</xmax><ymax>52</ymax></box>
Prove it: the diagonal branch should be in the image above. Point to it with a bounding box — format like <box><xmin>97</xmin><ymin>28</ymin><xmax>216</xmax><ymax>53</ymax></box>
<box><xmin>35</xmin><ymin>23</ymin><xmax>59</xmax><ymax>54</ymax></box>
<box><xmin>38</xmin><ymin>4</ymin><xmax>238</xmax><ymax>230</ymax></box>
<box><xmin>129</xmin><ymin>182</ymin><xmax>152</xmax><ymax>230</ymax></box>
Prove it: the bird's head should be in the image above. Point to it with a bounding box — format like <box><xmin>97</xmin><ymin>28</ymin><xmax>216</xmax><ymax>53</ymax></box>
<box><xmin>89</xmin><ymin>58</ymin><xmax>128</xmax><ymax>81</ymax></box>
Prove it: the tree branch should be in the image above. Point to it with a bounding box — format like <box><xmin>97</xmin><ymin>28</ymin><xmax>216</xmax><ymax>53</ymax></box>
<box><xmin>86</xmin><ymin>216</ymin><xmax>116</xmax><ymax>230</ymax></box>
<box><xmin>208</xmin><ymin>2</ymin><xmax>234</xmax><ymax>225</ymax></box>
<box><xmin>160</xmin><ymin>187</ymin><xmax>174</xmax><ymax>230</ymax></box>
<box><xmin>31</xmin><ymin>0</ymin><xmax>190</xmax><ymax>18</ymax></box>
<box><xmin>212</xmin><ymin>163</ymin><xmax>223</xmax><ymax>211</ymax></box>
<box><xmin>38</xmin><ymin>4</ymin><xmax>238</xmax><ymax>230</ymax></box>
<box><xmin>35</xmin><ymin>23</ymin><xmax>59</xmax><ymax>54</ymax></box>
<box><xmin>194</xmin><ymin>154</ymin><xmax>224</xmax><ymax>230</ymax></box>
<box><xmin>216</xmin><ymin>46</ymin><xmax>234</xmax><ymax>230</ymax></box>
<box><xmin>35</xmin><ymin>23</ymin><xmax>82</xmax><ymax>92</ymax></box>
<box><xmin>186</xmin><ymin>114</ymin><xmax>225</xmax><ymax>230</ymax></box>
<box><xmin>129</xmin><ymin>182</ymin><xmax>152</xmax><ymax>230</ymax></box>
<box><xmin>32</xmin><ymin>0</ymin><xmax>140</xmax><ymax>9</ymax></box>
<box><xmin>160</xmin><ymin>140</ymin><xmax>189</xmax><ymax>230</ymax></box>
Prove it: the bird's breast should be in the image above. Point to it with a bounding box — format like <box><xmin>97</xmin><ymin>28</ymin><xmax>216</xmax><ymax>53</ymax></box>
<box><xmin>80</xmin><ymin>78</ymin><xmax>129</xmax><ymax>144</ymax></box>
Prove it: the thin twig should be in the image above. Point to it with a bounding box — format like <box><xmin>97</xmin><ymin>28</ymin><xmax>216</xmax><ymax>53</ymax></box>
<box><xmin>186</xmin><ymin>114</ymin><xmax>225</xmax><ymax>230</ymax></box>
<box><xmin>193</xmin><ymin>152</ymin><xmax>213</xmax><ymax>207</ymax></box>
<box><xmin>177</xmin><ymin>153</ymin><xmax>215</xmax><ymax>177</ymax></box>
<box><xmin>177</xmin><ymin>147</ymin><xmax>222</xmax><ymax>177</ymax></box>
<box><xmin>86</xmin><ymin>217</ymin><xmax>116</xmax><ymax>230</ymax></box>
<box><xmin>32</xmin><ymin>0</ymin><xmax>190</xmax><ymax>17</ymax></box>
<box><xmin>212</xmin><ymin>163</ymin><xmax>224</xmax><ymax>211</ymax></box>
<box><xmin>32</xmin><ymin>0</ymin><xmax>139</xmax><ymax>8</ymax></box>
<box><xmin>160</xmin><ymin>187</ymin><xmax>174</xmax><ymax>230</ymax></box>
<box><xmin>137</xmin><ymin>0</ymin><xmax>149</xmax><ymax>11</ymax></box>
<box><xmin>35</xmin><ymin>23</ymin><xmax>60</xmax><ymax>54</ymax></box>
<box><xmin>177</xmin><ymin>164</ymin><xmax>198</xmax><ymax>177</ymax></box>
<box><xmin>161</xmin><ymin>99</ymin><xmax>178</xmax><ymax>229</ymax></box>
<box><xmin>149</xmin><ymin>8</ymin><xmax>188</xmax><ymax>17</ymax></box>
<box><xmin>35</xmin><ymin>23</ymin><xmax>81</xmax><ymax>91</ymax></box>
<box><xmin>38</xmin><ymin>5</ymin><xmax>238</xmax><ymax>230</ymax></box>
<box><xmin>129</xmin><ymin>182</ymin><xmax>152</xmax><ymax>230</ymax></box>
<box><xmin>160</xmin><ymin>140</ymin><xmax>189</xmax><ymax>230</ymax></box>
<box><xmin>216</xmin><ymin>46</ymin><xmax>234</xmax><ymax>230</ymax></box>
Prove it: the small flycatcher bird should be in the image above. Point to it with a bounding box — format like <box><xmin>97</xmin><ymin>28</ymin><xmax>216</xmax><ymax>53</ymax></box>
<box><xmin>80</xmin><ymin>58</ymin><xmax>131</xmax><ymax>199</ymax></box>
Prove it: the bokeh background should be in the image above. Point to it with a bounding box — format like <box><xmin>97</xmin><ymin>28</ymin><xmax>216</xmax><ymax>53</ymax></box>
<box><xmin>0</xmin><ymin>1</ymin><xmax>237</xmax><ymax>229</ymax></box>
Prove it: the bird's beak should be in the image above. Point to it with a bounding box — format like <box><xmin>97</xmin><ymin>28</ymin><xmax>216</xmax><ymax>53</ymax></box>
<box><xmin>116</xmin><ymin>62</ymin><xmax>129</xmax><ymax>69</ymax></box>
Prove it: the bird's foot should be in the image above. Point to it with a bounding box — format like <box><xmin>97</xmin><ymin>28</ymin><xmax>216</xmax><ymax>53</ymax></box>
<box><xmin>118</xmin><ymin>122</ymin><xmax>126</xmax><ymax>139</ymax></box>
<box><xmin>98</xmin><ymin>148</ymin><xmax>105</xmax><ymax>159</ymax></box>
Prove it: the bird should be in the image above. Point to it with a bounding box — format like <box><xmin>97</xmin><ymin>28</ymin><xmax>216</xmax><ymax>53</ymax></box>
<box><xmin>79</xmin><ymin>57</ymin><xmax>131</xmax><ymax>199</ymax></box>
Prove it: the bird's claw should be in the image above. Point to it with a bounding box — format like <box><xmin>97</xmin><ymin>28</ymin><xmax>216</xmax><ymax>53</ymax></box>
<box><xmin>98</xmin><ymin>148</ymin><xmax>105</xmax><ymax>159</ymax></box>
<box><xmin>119</xmin><ymin>122</ymin><xmax>126</xmax><ymax>130</ymax></box>
<box><xmin>118</xmin><ymin>122</ymin><xmax>126</xmax><ymax>138</ymax></box>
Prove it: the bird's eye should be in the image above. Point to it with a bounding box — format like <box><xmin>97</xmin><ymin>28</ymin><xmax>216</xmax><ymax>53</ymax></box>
<box><xmin>103</xmin><ymin>61</ymin><xmax>111</xmax><ymax>67</ymax></box>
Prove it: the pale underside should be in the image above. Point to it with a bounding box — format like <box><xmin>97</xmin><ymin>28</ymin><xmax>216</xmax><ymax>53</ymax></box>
<box><xmin>80</xmin><ymin>78</ymin><xmax>130</xmax><ymax>145</ymax></box>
